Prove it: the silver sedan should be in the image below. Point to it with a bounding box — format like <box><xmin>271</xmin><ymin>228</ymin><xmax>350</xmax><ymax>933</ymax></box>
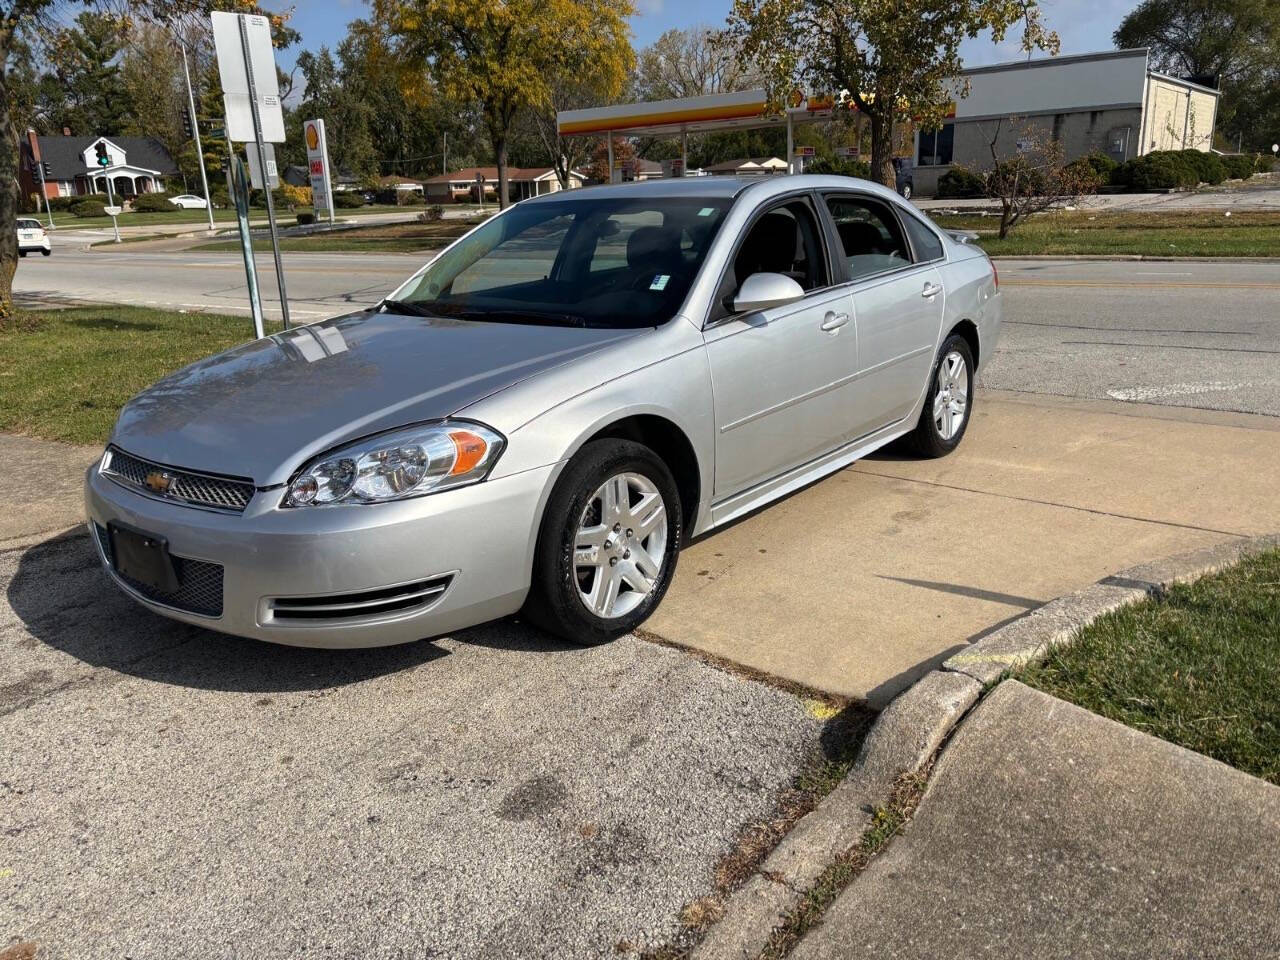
<box><xmin>85</xmin><ymin>175</ymin><xmax>1001</xmax><ymax>647</ymax></box>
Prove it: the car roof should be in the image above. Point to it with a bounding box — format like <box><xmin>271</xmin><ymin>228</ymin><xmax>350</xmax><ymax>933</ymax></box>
<box><xmin>521</xmin><ymin>174</ymin><xmax>906</xmax><ymax>207</ymax></box>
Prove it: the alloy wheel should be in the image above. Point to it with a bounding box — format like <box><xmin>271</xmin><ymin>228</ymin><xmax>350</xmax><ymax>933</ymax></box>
<box><xmin>573</xmin><ymin>472</ymin><xmax>668</xmax><ymax>619</ymax></box>
<box><xmin>933</xmin><ymin>350</ymin><xmax>969</xmax><ymax>441</ymax></box>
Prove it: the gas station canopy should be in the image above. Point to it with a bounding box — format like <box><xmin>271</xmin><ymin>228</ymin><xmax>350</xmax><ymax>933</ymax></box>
<box><xmin>557</xmin><ymin>89</ymin><xmax>837</xmax><ymax>139</ymax></box>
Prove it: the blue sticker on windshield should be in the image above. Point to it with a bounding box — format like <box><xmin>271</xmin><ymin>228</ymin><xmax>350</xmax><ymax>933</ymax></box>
<box><xmin>649</xmin><ymin>274</ymin><xmax>670</xmax><ymax>291</ymax></box>
<box><xmin>698</xmin><ymin>207</ymin><xmax>715</xmax><ymax>217</ymax></box>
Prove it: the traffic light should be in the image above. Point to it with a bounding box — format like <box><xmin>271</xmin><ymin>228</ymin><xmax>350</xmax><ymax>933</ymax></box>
<box><xmin>95</xmin><ymin>141</ymin><xmax>110</xmax><ymax>166</ymax></box>
<box><xmin>41</xmin><ymin>161</ymin><xmax>52</xmax><ymax>180</ymax></box>
<box><xmin>181</xmin><ymin>107</ymin><xmax>193</xmax><ymax>140</ymax></box>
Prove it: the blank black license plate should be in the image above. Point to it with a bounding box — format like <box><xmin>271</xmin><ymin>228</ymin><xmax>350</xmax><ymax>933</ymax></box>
<box><xmin>109</xmin><ymin>522</ymin><xmax>179</xmax><ymax>592</ymax></box>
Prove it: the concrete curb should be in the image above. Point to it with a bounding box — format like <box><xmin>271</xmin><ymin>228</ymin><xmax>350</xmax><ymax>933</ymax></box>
<box><xmin>691</xmin><ymin>532</ymin><xmax>1280</xmax><ymax>960</ymax></box>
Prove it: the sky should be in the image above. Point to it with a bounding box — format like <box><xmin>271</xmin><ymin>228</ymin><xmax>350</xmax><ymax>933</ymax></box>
<box><xmin>271</xmin><ymin>0</ymin><xmax>1134</xmax><ymax>87</ymax></box>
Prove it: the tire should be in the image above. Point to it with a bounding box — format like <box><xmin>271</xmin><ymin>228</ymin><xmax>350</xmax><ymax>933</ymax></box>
<box><xmin>900</xmin><ymin>183</ymin><xmax>912</xmax><ymax>200</ymax></box>
<box><xmin>17</xmin><ymin>251</ymin><xmax>26</xmax><ymax>258</ymax></box>
<box><xmin>907</xmin><ymin>334</ymin><xmax>975</xmax><ymax>458</ymax></box>
<box><xmin>524</xmin><ymin>438</ymin><xmax>682</xmax><ymax>645</ymax></box>
<box><xmin>41</xmin><ymin>249</ymin><xmax>51</xmax><ymax>256</ymax></box>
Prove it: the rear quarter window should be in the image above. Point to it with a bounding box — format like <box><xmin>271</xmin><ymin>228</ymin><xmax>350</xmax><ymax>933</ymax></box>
<box><xmin>901</xmin><ymin>212</ymin><xmax>945</xmax><ymax>262</ymax></box>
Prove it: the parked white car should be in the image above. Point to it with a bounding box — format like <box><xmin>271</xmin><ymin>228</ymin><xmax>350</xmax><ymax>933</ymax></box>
<box><xmin>16</xmin><ymin>218</ymin><xmax>51</xmax><ymax>257</ymax></box>
<box><xmin>168</xmin><ymin>195</ymin><xmax>208</xmax><ymax>209</ymax></box>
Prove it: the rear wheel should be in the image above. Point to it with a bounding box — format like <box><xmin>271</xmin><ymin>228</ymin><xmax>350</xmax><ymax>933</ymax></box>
<box><xmin>41</xmin><ymin>249</ymin><xmax>51</xmax><ymax>256</ymax></box>
<box><xmin>907</xmin><ymin>334</ymin><xmax>974</xmax><ymax>457</ymax></box>
<box><xmin>17</xmin><ymin>251</ymin><xmax>25</xmax><ymax>258</ymax></box>
<box><xmin>524</xmin><ymin>439</ymin><xmax>681</xmax><ymax>645</ymax></box>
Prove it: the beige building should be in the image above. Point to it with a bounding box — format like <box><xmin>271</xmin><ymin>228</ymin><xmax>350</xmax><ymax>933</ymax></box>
<box><xmin>913</xmin><ymin>48</ymin><xmax>1221</xmax><ymax>197</ymax></box>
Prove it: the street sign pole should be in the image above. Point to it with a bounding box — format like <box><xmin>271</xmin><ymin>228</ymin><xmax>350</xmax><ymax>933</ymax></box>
<box><xmin>230</xmin><ymin>154</ymin><xmax>265</xmax><ymax>338</ymax></box>
<box><xmin>237</xmin><ymin>14</ymin><xmax>291</xmax><ymax>330</ymax></box>
<box><xmin>180</xmin><ymin>39</ymin><xmax>217</xmax><ymax>233</ymax></box>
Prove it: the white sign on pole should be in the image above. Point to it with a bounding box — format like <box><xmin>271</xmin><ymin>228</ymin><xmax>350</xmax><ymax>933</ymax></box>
<box><xmin>212</xmin><ymin>12</ymin><xmax>286</xmax><ymax>143</ymax></box>
<box><xmin>246</xmin><ymin>143</ymin><xmax>279</xmax><ymax>189</ymax></box>
<box><xmin>304</xmin><ymin>119</ymin><xmax>335</xmax><ymax>223</ymax></box>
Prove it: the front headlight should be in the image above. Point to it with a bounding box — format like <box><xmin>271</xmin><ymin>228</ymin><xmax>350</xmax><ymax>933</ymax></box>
<box><xmin>284</xmin><ymin>421</ymin><xmax>505</xmax><ymax>507</ymax></box>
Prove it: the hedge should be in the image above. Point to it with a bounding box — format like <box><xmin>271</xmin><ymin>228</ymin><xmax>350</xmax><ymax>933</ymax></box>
<box><xmin>132</xmin><ymin>192</ymin><xmax>177</xmax><ymax>213</ymax></box>
<box><xmin>333</xmin><ymin>191</ymin><xmax>365</xmax><ymax>208</ymax></box>
<box><xmin>936</xmin><ymin>166</ymin><xmax>985</xmax><ymax>199</ymax></box>
<box><xmin>296</xmin><ymin>211</ymin><xmax>316</xmax><ymax>225</ymax></box>
<box><xmin>70</xmin><ymin>200</ymin><xmax>107</xmax><ymax>218</ymax></box>
<box><xmin>1222</xmin><ymin>155</ymin><xmax>1256</xmax><ymax>180</ymax></box>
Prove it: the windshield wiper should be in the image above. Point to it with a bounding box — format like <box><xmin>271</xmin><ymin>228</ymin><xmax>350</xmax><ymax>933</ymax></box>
<box><xmin>452</xmin><ymin>308</ymin><xmax>588</xmax><ymax>328</ymax></box>
<box><xmin>378</xmin><ymin>298</ymin><xmax>439</xmax><ymax>318</ymax></box>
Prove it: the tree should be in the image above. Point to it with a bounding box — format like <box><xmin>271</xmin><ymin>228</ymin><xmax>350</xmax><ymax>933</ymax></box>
<box><xmin>374</xmin><ymin>0</ymin><xmax>635</xmax><ymax>207</ymax></box>
<box><xmin>1114</xmin><ymin>0</ymin><xmax>1280</xmax><ymax>152</ymax></box>
<box><xmin>632</xmin><ymin>25</ymin><xmax>757</xmax><ymax>102</ymax></box>
<box><xmin>42</xmin><ymin>11</ymin><xmax>131</xmax><ymax>135</ymax></box>
<box><xmin>0</xmin><ymin>1</ymin><xmax>296</xmax><ymax>325</ymax></box>
<box><xmin>978</xmin><ymin>118</ymin><xmax>1099</xmax><ymax>237</ymax></box>
<box><xmin>584</xmin><ymin>135</ymin><xmax>636</xmax><ymax>183</ymax></box>
<box><xmin>723</xmin><ymin>0</ymin><xmax>1059</xmax><ymax>189</ymax></box>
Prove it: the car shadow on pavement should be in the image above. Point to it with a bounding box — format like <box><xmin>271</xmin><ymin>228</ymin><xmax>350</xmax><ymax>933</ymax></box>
<box><xmin>7</xmin><ymin>528</ymin><xmax>465</xmax><ymax>695</ymax></box>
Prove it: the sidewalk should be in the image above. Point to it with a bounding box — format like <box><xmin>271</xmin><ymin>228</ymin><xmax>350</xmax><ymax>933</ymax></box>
<box><xmin>0</xmin><ymin>433</ymin><xmax>100</xmax><ymax>549</ymax></box>
<box><xmin>792</xmin><ymin>681</ymin><xmax>1280</xmax><ymax>959</ymax></box>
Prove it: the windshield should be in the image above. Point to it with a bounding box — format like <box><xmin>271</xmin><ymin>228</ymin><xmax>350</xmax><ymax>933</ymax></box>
<box><xmin>390</xmin><ymin>195</ymin><xmax>731</xmax><ymax>328</ymax></box>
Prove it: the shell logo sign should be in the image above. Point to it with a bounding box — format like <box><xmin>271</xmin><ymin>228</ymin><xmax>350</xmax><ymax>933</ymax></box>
<box><xmin>305</xmin><ymin>122</ymin><xmax>320</xmax><ymax>151</ymax></box>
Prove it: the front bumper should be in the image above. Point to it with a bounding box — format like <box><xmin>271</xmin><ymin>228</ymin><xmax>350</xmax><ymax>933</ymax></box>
<box><xmin>84</xmin><ymin>458</ymin><xmax>557</xmax><ymax>648</ymax></box>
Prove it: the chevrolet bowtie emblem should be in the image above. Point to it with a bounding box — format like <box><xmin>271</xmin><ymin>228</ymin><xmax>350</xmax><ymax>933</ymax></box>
<box><xmin>145</xmin><ymin>471</ymin><xmax>173</xmax><ymax>494</ymax></box>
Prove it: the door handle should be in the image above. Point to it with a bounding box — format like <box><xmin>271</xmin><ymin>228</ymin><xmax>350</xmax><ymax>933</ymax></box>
<box><xmin>921</xmin><ymin>282</ymin><xmax>943</xmax><ymax>299</ymax></box>
<box><xmin>820</xmin><ymin>311</ymin><xmax>850</xmax><ymax>332</ymax></box>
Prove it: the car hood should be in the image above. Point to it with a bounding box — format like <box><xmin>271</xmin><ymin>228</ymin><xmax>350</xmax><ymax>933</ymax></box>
<box><xmin>110</xmin><ymin>310</ymin><xmax>638</xmax><ymax>486</ymax></box>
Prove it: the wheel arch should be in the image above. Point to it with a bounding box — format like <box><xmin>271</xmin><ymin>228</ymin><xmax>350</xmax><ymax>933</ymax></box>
<box><xmin>579</xmin><ymin>414</ymin><xmax>702</xmax><ymax>538</ymax></box>
<box><xmin>948</xmin><ymin>318</ymin><xmax>980</xmax><ymax>369</ymax></box>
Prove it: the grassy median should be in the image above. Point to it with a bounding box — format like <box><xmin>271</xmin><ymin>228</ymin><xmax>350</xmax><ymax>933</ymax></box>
<box><xmin>0</xmin><ymin>306</ymin><xmax>275</xmax><ymax>445</ymax></box>
<box><xmin>195</xmin><ymin>216</ymin><xmax>486</xmax><ymax>254</ymax></box>
<box><xmin>930</xmin><ymin>210</ymin><xmax>1280</xmax><ymax>257</ymax></box>
<box><xmin>1020</xmin><ymin>548</ymin><xmax>1280</xmax><ymax>785</ymax></box>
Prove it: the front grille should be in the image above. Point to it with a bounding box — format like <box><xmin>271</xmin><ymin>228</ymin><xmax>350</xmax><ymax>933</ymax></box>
<box><xmin>269</xmin><ymin>576</ymin><xmax>453</xmax><ymax>622</ymax></box>
<box><xmin>103</xmin><ymin>447</ymin><xmax>255</xmax><ymax>513</ymax></box>
<box><xmin>95</xmin><ymin>523</ymin><xmax>224</xmax><ymax>617</ymax></box>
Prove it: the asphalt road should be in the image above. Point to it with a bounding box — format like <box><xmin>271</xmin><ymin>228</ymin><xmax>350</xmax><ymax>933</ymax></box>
<box><xmin>990</xmin><ymin>259</ymin><xmax>1280</xmax><ymax>417</ymax></box>
<box><xmin>1</xmin><ymin>530</ymin><xmax>833</xmax><ymax>958</ymax></box>
<box><xmin>17</xmin><ymin>245</ymin><xmax>1280</xmax><ymax>415</ymax></box>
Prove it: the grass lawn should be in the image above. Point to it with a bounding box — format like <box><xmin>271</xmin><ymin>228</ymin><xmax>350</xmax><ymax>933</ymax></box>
<box><xmin>196</xmin><ymin>217</ymin><xmax>485</xmax><ymax>254</ymax></box>
<box><xmin>0</xmin><ymin>306</ymin><xmax>276</xmax><ymax>446</ymax></box>
<box><xmin>1020</xmin><ymin>548</ymin><xmax>1280</xmax><ymax>785</ymax></box>
<box><xmin>929</xmin><ymin>210</ymin><xmax>1280</xmax><ymax>257</ymax></box>
<box><xmin>52</xmin><ymin>203</ymin><xmax>416</xmax><ymax>231</ymax></box>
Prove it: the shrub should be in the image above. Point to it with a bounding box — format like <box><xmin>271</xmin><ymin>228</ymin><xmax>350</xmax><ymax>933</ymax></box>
<box><xmin>1222</xmin><ymin>155</ymin><xmax>1256</xmax><ymax>180</ymax></box>
<box><xmin>1080</xmin><ymin>152</ymin><xmax>1118</xmax><ymax>178</ymax></box>
<box><xmin>280</xmin><ymin>182</ymin><xmax>311</xmax><ymax>207</ymax></box>
<box><xmin>70</xmin><ymin>199</ymin><xmax>107</xmax><ymax>218</ymax></box>
<box><xmin>1117</xmin><ymin>152</ymin><xmax>1198</xmax><ymax>191</ymax></box>
<box><xmin>936</xmin><ymin>166</ymin><xmax>985</xmax><ymax>199</ymax></box>
<box><xmin>296</xmin><ymin>211</ymin><xmax>316</xmax><ymax>225</ymax></box>
<box><xmin>418</xmin><ymin>204</ymin><xmax>445</xmax><ymax>222</ymax></box>
<box><xmin>1256</xmin><ymin>154</ymin><xmax>1275</xmax><ymax>173</ymax></box>
<box><xmin>132</xmin><ymin>192</ymin><xmax>176</xmax><ymax>213</ymax></box>
<box><xmin>805</xmin><ymin>157</ymin><xmax>872</xmax><ymax>179</ymax></box>
<box><xmin>333</xmin><ymin>191</ymin><xmax>364</xmax><ymax>208</ymax></box>
<box><xmin>46</xmin><ymin>195</ymin><xmax>84</xmax><ymax>212</ymax></box>
<box><xmin>1177</xmin><ymin>149</ymin><xmax>1225</xmax><ymax>185</ymax></box>
<box><xmin>402</xmin><ymin>191</ymin><xmax>424</xmax><ymax>205</ymax></box>
<box><xmin>209</xmin><ymin>186</ymin><xmax>230</xmax><ymax>209</ymax></box>
<box><xmin>1062</xmin><ymin>157</ymin><xmax>1105</xmax><ymax>193</ymax></box>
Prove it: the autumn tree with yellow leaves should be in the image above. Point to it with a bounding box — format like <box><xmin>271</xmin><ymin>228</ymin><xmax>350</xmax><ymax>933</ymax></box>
<box><xmin>375</xmin><ymin>0</ymin><xmax>635</xmax><ymax>208</ymax></box>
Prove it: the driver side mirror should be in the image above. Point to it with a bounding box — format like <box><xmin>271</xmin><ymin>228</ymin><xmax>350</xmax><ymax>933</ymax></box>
<box><xmin>731</xmin><ymin>272</ymin><xmax>806</xmax><ymax>314</ymax></box>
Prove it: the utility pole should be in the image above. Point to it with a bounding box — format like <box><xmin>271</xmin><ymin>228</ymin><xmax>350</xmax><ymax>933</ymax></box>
<box><xmin>179</xmin><ymin>38</ymin><xmax>217</xmax><ymax>233</ymax></box>
<box><xmin>443</xmin><ymin>131</ymin><xmax>448</xmax><ymax>176</ymax></box>
<box><xmin>238</xmin><ymin>14</ymin><xmax>290</xmax><ymax>329</ymax></box>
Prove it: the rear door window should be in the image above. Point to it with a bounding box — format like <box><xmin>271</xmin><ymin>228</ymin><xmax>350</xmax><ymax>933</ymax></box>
<box><xmin>824</xmin><ymin>196</ymin><xmax>911</xmax><ymax>281</ymax></box>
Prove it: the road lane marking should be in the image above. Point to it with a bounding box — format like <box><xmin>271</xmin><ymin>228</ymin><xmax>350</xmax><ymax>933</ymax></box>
<box><xmin>1107</xmin><ymin>382</ymin><xmax>1251</xmax><ymax>402</ymax></box>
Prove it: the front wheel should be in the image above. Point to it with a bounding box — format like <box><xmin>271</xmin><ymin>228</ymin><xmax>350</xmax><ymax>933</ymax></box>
<box><xmin>524</xmin><ymin>438</ymin><xmax>682</xmax><ymax>645</ymax></box>
<box><xmin>900</xmin><ymin>183</ymin><xmax>913</xmax><ymax>200</ymax></box>
<box><xmin>41</xmin><ymin>249</ymin><xmax>51</xmax><ymax>256</ymax></box>
<box><xmin>907</xmin><ymin>334</ymin><xmax>974</xmax><ymax>458</ymax></box>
